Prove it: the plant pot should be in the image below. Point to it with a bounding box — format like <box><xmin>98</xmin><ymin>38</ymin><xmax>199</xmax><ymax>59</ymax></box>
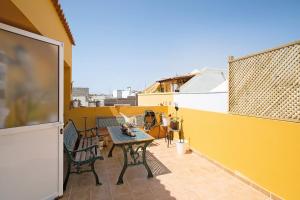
<box><xmin>88</xmin><ymin>102</ymin><xmax>96</xmax><ymax>107</ymax></box>
<box><xmin>176</xmin><ymin>142</ymin><xmax>185</xmax><ymax>155</ymax></box>
<box><xmin>96</xmin><ymin>101</ymin><xmax>101</xmax><ymax>107</ymax></box>
<box><xmin>170</xmin><ymin>121</ymin><xmax>179</xmax><ymax>130</ymax></box>
<box><xmin>72</xmin><ymin>100</ymin><xmax>79</xmax><ymax>108</ymax></box>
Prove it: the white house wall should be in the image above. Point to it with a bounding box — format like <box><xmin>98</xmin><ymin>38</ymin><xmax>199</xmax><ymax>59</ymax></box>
<box><xmin>174</xmin><ymin>92</ymin><xmax>228</xmax><ymax>113</ymax></box>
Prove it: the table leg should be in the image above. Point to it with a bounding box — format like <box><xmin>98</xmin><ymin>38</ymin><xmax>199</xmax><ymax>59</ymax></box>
<box><xmin>117</xmin><ymin>145</ymin><xmax>128</xmax><ymax>185</ymax></box>
<box><xmin>142</xmin><ymin>142</ymin><xmax>153</xmax><ymax>178</ymax></box>
<box><xmin>108</xmin><ymin>144</ymin><xmax>115</xmax><ymax>157</ymax></box>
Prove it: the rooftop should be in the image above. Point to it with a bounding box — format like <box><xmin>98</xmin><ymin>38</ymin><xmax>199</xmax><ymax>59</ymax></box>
<box><xmin>179</xmin><ymin>68</ymin><xmax>227</xmax><ymax>93</ymax></box>
<box><xmin>51</xmin><ymin>0</ymin><xmax>75</xmax><ymax>45</ymax></box>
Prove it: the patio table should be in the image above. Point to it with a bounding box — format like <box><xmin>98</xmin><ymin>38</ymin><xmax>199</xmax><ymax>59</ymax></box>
<box><xmin>107</xmin><ymin>126</ymin><xmax>154</xmax><ymax>184</ymax></box>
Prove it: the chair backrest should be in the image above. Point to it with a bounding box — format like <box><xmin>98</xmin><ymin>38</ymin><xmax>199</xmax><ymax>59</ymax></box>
<box><xmin>135</xmin><ymin>115</ymin><xmax>144</xmax><ymax>127</ymax></box>
<box><xmin>144</xmin><ymin>110</ymin><xmax>157</xmax><ymax>130</ymax></box>
<box><xmin>64</xmin><ymin>120</ymin><xmax>79</xmax><ymax>152</ymax></box>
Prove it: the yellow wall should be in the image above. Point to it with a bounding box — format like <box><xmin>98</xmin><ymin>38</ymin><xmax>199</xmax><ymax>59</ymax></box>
<box><xmin>10</xmin><ymin>0</ymin><xmax>73</xmax><ymax>66</ymax></box>
<box><xmin>177</xmin><ymin>108</ymin><xmax>300</xmax><ymax>200</ymax></box>
<box><xmin>138</xmin><ymin>93</ymin><xmax>174</xmax><ymax>106</ymax></box>
<box><xmin>66</xmin><ymin>106</ymin><xmax>168</xmax><ymax>130</ymax></box>
<box><xmin>64</xmin><ymin>63</ymin><xmax>71</xmax><ymax>117</ymax></box>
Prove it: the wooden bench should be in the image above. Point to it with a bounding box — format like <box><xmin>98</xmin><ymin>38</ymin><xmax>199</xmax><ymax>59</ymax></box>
<box><xmin>63</xmin><ymin>120</ymin><xmax>104</xmax><ymax>191</ymax></box>
<box><xmin>96</xmin><ymin>115</ymin><xmax>144</xmax><ymax>129</ymax></box>
<box><xmin>96</xmin><ymin>115</ymin><xmax>144</xmax><ymax>139</ymax></box>
<box><xmin>96</xmin><ymin>114</ymin><xmax>165</xmax><ymax>139</ymax></box>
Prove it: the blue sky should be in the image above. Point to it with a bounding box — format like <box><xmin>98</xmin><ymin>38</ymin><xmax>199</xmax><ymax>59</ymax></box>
<box><xmin>60</xmin><ymin>0</ymin><xmax>300</xmax><ymax>94</ymax></box>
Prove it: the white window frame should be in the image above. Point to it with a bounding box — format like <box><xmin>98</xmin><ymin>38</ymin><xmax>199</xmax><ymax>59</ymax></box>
<box><xmin>0</xmin><ymin>22</ymin><xmax>64</xmax><ymax>136</ymax></box>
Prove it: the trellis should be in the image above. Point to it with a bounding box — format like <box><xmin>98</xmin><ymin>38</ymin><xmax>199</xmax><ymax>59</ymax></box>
<box><xmin>228</xmin><ymin>41</ymin><xmax>300</xmax><ymax>122</ymax></box>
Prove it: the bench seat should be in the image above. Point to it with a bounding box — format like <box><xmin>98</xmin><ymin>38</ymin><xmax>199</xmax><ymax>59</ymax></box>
<box><xmin>75</xmin><ymin>136</ymin><xmax>101</xmax><ymax>162</ymax></box>
<box><xmin>63</xmin><ymin>120</ymin><xmax>103</xmax><ymax>191</ymax></box>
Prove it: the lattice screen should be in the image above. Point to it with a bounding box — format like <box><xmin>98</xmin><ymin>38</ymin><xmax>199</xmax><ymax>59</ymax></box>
<box><xmin>228</xmin><ymin>41</ymin><xmax>300</xmax><ymax>122</ymax></box>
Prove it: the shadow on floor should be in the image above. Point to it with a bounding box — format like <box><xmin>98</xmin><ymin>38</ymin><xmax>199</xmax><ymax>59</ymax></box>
<box><xmin>63</xmin><ymin>141</ymin><xmax>175</xmax><ymax>200</ymax></box>
<box><xmin>146</xmin><ymin>150</ymin><xmax>171</xmax><ymax>176</ymax></box>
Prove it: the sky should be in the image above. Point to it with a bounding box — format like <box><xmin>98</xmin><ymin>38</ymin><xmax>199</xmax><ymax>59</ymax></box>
<box><xmin>60</xmin><ymin>0</ymin><xmax>300</xmax><ymax>94</ymax></box>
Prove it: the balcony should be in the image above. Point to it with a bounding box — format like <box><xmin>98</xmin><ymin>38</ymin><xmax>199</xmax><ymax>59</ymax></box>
<box><xmin>1</xmin><ymin>1</ymin><xmax>299</xmax><ymax>199</ymax></box>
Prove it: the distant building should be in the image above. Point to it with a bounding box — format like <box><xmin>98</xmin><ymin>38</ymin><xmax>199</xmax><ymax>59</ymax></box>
<box><xmin>109</xmin><ymin>87</ymin><xmax>138</xmax><ymax>106</ymax></box>
<box><xmin>72</xmin><ymin>87</ymin><xmax>89</xmax><ymax>106</ymax></box>
<box><xmin>112</xmin><ymin>87</ymin><xmax>137</xmax><ymax>98</ymax></box>
<box><xmin>104</xmin><ymin>96</ymin><xmax>137</xmax><ymax>106</ymax></box>
<box><xmin>179</xmin><ymin>68</ymin><xmax>227</xmax><ymax>93</ymax></box>
<box><xmin>72</xmin><ymin>86</ymin><xmax>138</xmax><ymax>107</ymax></box>
<box><xmin>143</xmin><ymin>70</ymin><xmax>199</xmax><ymax>93</ymax></box>
<box><xmin>89</xmin><ymin>94</ymin><xmax>107</xmax><ymax>107</ymax></box>
<box><xmin>138</xmin><ymin>68</ymin><xmax>228</xmax><ymax>108</ymax></box>
<box><xmin>142</xmin><ymin>68</ymin><xmax>227</xmax><ymax>94</ymax></box>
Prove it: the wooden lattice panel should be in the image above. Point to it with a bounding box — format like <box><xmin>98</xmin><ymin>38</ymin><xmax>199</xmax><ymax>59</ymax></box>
<box><xmin>229</xmin><ymin>41</ymin><xmax>300</xmax><ymax>122</ymax></box>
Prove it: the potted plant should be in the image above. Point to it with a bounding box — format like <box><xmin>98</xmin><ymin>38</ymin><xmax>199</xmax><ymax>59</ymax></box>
<box><xmin>172</xmin><ymin>103</ymin><xmax>186</xmax><ymax>155</ymax></box>
<box><xmin>169</xmin><ymin>116</ymin><xmax>179</xmax><ymax>130</ymax></box>
<box><xmin>96</xmin><ymin>100</ymin><xmax>101</xmax><ymax>107</ymax></box>
<box><xmin>169</xmin><ymin>103</ymin><xmax>180</xmax><ymax>130</ymax></box>
<box><xmin>72</xmin><ymin>99</ymin><xmax>80</xmax><ymax>108</ymax></box>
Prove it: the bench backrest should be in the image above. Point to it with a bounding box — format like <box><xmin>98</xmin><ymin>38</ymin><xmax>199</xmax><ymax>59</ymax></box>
<box><xmin>64</xmin><ymin>120</ymin><xmax>79</xmax><ymax>152</ymax></box>
<box><xmin>135</xmin><ymin>115</ymin><xmax>144</xmax><ymax>127</ymax></box>
<box><xmin>96</xmin><ymin>116</ymin><xmax>125</xmax><ymax>128</ymax></box>
<box><xmin>96</xmin><ymin>115</ymin><xmax>145</xmax><ymax>128</ymax></box>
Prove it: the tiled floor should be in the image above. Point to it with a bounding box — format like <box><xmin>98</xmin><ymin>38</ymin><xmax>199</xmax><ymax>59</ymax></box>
<box><xmin>62</xmin><ymin>139</ymin><xmax>269</xmax><ymax>200</ymax></box>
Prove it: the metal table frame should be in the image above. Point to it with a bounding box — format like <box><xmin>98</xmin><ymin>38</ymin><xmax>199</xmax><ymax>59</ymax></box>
<box><xmin>107</xmin><ymin>126</ymin><xmax>154</xmax><ymax>184</ymax></box>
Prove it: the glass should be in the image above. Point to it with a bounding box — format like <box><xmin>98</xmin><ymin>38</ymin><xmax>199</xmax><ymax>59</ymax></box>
<box><xmin>0</xmin><ymin>29</ymin><xmax>59</xmax><ymax>129</ymax></box>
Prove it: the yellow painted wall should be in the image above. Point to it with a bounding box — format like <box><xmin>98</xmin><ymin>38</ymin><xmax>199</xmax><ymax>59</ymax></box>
<box><xmin>64</xmin><ymin>63</ymin><xmax>71</xmax><ymax>117</ymax></box>
<box><xmin>138</xmin><ymin>93</ymin><xmax>174</xmax><ymax>106</ymax></box>
<box><xmin>10</xmin><ymin>0</ymin><xmax>73</xmax><ymax>66</ymax></box>
<box><xmin>66</xmin><ymin>105</ymin><xmax>168</xmax><ymax>131</ymax></box>
<box><xmin>177</xmin><ymin>108</ymin><xmax>300</xmax><ymax>200</ymax></box>
<box><xmin>0</xmin><ymin>0</ymin><xmax>39</xmax><ymax>35</ymax></box>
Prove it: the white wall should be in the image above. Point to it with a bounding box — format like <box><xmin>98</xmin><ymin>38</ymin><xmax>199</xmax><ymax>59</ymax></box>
<box><xmin>122</xmin><ymin>90</ymin><xmax>130</xmax><ymax>98</ymax></box>
<box><xmin>174</xmin><ymin>92</ymin><xmax>228</xmax><ymax>113</ymax></box>
<box><xmin>138</xmin><ymin>92</ymin><xmax>228</xmax><ymax>113</ymax></box>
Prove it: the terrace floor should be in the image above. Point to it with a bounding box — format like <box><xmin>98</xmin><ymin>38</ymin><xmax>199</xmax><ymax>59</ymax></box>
<box><xmin>62</xmin><ymin>139</ymin><xmax>269</xmax><ymax>200</ymax></box>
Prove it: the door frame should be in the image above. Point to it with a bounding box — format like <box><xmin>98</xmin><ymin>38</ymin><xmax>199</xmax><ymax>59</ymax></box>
<box><xmin>0</xmin><ymin>22</ymin><xmax>64</xmax><ymax>197</ymax></box>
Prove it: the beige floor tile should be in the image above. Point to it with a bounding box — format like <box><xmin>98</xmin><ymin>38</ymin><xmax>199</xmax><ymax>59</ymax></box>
<box><xmin>64</xmin><ymin>139</ymin><xmax>268</xmax><ymax>200</ymax></box>
<box><xmin>68</xmin><ymin>185</ymin><xmax>90</xmax><ymax>200</ymax></box>
<box><xmin>111</xmin><ymin>193</ymin><xmax>133</xmax><ymax>200</ymax></box>
<box><xmin>90</xmin><ymin>184</ymin><xmax>111</xmax><ymax>200</ymax></box>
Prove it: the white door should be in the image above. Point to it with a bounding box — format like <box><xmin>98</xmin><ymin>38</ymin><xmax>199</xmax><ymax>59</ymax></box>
<box><xmin>0</xmin><ymin>22</ymin><xmax>64</xmax><ymax>200</ymax></box>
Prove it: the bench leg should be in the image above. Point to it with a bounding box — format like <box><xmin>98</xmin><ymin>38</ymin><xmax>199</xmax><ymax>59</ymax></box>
<box><xmin>63</xmin><ymin>162</ymin><xmax>71</xmax><ymax>191</ymax></box>
<box><xmin>108</xmin><ymin>144</ymin><xmax>115</xmax><ymax>157</ymax></box>
<box><xmin>117</xmin><ymin>145</ymin><xmax>128</xmax><ymax>185</ymax></box>
<box><xmin>143</xmin><ymin>142</ymin><xmax>153</xmax><ymax>178</ymax></box>
<box><xmin>91</xmin><ymin>161</ymin><xmax>101</xmax><ymax>185</ymax></box>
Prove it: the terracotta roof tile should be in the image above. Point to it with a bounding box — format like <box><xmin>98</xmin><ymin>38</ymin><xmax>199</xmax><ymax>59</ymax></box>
<box><xmin>51</xmin><ymin>0</ymin><xmax>75</xmax><ymax>45</ymax></box>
